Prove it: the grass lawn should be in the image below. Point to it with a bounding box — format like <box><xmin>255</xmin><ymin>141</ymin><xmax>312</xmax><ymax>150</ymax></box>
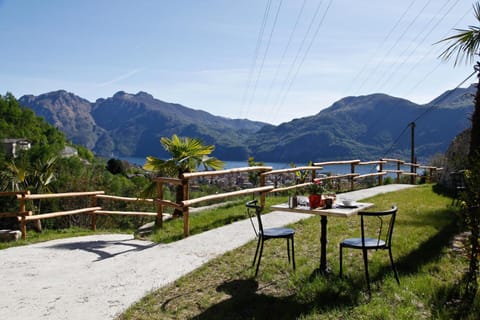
<box><xmin>118</xmin><ymin>185</ymin><xmax>480</xmax><ymax>319</ymax></box>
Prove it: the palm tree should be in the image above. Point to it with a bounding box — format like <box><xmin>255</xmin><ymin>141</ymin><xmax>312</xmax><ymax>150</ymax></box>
<box><xmin>438</xmin><ymin>2</ymin><xmax>480</xmax><ymax>302</ymax></box>
<box><xmin>438</xmin><ymin>1</ymin><xmax>480</xmax><ymax>159</ymax></box>
<box><xmin>0</xmin><ymin>156</ymin><xmax>57</xmax><ymax>231</ymax></box>
<box><xmin>143</xmin><ymin>134</ymin><xmax>224</xmax><ymax>217</ymax></box>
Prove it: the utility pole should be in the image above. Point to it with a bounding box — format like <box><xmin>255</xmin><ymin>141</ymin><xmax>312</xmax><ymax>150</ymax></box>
<box><xmin>410</xmin><ymin>121</ymin><xmax>416</xmax><ymax>184</ymax></box>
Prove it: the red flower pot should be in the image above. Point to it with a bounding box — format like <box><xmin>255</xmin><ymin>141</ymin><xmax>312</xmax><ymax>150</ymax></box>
<box><xmin>309</xmin><ymin>194</ymin><xmax>323</xmax><ymax>209</ymax></box>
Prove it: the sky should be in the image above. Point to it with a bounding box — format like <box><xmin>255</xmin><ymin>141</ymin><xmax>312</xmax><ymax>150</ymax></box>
<box><xmin>0</xmin><ymin>0</ymin><xmax>476</xmax><ymax>125</ymax></box>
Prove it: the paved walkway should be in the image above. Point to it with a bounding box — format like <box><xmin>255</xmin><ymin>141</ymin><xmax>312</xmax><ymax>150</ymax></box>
<box><xmin>0</xmin><ymin>184</ymin><xmax>415</xmax><ymax>320</ymax></box>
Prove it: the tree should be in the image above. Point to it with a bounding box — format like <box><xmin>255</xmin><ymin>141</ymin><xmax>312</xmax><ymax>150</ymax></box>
<box><xmin>247</xmin><ymin>156</ymin><xmax>264</xmax><ymax>186</ymax></box>
<box><xmin>0</xmin><ymin>156</ymin><xmax>57</xmax><ymax>232</ymax></box>
<box><xmin>143</xmin><ymin>134</ymin><xmax>224</xmax><ymax>217</ymax></box>
<box><xmin>438</xmin><ymin>1</ymin><xmax>480</xmax><ymax>159</ymax></box>
<box><xmin>438</xmin><ymin>2</ymin><xmax>480</xmax><ymax>306</ymax></box>
<box><xmin>106</xmin><ymin>158</ymin><xmax>126</xmax><ymax>175</ymax></box>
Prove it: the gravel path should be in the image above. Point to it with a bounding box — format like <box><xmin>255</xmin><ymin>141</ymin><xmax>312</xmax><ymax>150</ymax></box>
<box><xmin>0</xmin><ymin>184</ymin><xmax>414</xmax><ymax>320</ymax></box>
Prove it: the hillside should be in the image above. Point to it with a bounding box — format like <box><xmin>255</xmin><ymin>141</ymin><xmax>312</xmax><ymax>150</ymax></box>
<box><xmin>0</xmin><ymin>93</ymin><xmax>67</xmax><ymax>162</ymax></box>
<box><xmin>20</xmin><ymin>91</ymin><xmax>265</xmax><ymax>160</ymax></box>
<box><xmin>247</xmin><ymin>85</ymin><xmax>474</xmax><ymax>162</ymax></box>
<box><xmin>18</xmin><ymin>84</ymin><xmax>475</xmax><ymax>162</ymax></box>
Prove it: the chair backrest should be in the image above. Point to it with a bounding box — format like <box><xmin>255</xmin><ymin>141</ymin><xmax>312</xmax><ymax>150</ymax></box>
<box><xmin>246</xmin><ymin>200</ymin><xmax>264</xmax><ymax>235</ymax></box>
<box><xmin>358</xmin><ymin>206</ymin><xmax>398</xmax><ymax>248</ymax></box>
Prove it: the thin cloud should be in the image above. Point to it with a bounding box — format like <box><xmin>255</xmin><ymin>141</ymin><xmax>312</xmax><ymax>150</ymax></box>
<box><xmin>97</xmin><ymin>68</ymin><xmax>143</xmax><ymax>87</ymax></box>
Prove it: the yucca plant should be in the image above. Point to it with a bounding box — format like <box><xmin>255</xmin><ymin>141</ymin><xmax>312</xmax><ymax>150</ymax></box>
<box><xmin>142</xmin><ymin>134</ymin><xmax>224</xmax><ymax>217</ymax></box>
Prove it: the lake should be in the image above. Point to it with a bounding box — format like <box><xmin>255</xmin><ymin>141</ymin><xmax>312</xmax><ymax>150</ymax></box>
<box><xmin>119</xmin><ymin>156</ymin><xmax>404</xmax><ymax>176</ymax></box>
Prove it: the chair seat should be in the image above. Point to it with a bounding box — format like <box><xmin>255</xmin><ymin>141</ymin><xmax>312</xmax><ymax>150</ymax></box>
<box><xmin>246</xmin><ymin>200</ymin><xmax>296</xmax><ymax>276</ymax></box>
<box><xmin>262</xmin><ymin>227</ymin><xmax>295</xmax><ymax>238</ymax></box>
<box><xmin>341</xmin><ymin>237</ymin><xmax>386</xmax><ymax>249</ymax></box>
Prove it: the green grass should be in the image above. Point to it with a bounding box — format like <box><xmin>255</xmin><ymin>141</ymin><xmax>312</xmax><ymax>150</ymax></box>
<box><xmin>118</xmin><ymin>185</ymin><xmax>480</xmax><ymax>320</ymax></box>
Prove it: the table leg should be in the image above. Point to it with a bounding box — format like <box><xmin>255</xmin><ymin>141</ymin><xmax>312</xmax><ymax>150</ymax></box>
<box><xmin>320</xmin><ymin>215</ymin><xmax>328</xmax><ymax>273</ymax></box>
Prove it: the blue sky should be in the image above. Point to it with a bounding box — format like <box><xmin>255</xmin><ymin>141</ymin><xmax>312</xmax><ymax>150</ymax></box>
<box><xmin>0</xmin><ymin>0</ymin><xmax>475</xmax><ymax>124</ymax></box>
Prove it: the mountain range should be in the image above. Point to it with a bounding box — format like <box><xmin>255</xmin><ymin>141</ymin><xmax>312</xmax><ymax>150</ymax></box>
<box><xmin>18</xmin><ymin>85</ymin><xmax>475</xmax><ymax>163</ymax></box>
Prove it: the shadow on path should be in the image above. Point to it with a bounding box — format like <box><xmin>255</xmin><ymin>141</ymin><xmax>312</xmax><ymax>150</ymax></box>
<box><xmin>48</xmin><ymin>238</ymin><xmax>157</xmax><ymax>261</ymax></box>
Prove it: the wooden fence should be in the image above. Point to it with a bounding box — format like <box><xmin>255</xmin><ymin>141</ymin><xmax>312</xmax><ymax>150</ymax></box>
<box><xmin>157</xmin><ymin>158</ymin><xmax>442</xmax><ymax>237</ymax></box>
<box><xmin>0</xmin><ymin>191</ymin><xmax>169</xmax><ymax>240</ymax></box>
<box><xmin>0</xmin><ymin>157</ymin><xmax>442</xmax><ymax>240</ymax></box>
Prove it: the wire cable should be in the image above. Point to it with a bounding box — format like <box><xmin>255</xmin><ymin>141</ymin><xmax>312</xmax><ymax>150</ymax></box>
<box><xmin>269</xmin><ymin>0</ymin><xmax>325</xmax><ymax>117</ymax></box>
<box><xmin>245</xmin><ymin>0</ymin><xmax>284</xmax><ymax>111</ymax></box>
<box><xmin>413</xmin><ymin>69</ymin><xmax>476</xmax><ymax>123</ymax></box>
<box><xmin>406</xmin><ymin>6</ymin><xmax>472</xmax><ymax>93</ymax></box>
<box><xmin>376</xmin><ymin>0</ymin><xmax>457</xmax><ymax>92</ymax></box>
<box><xmin>239</xmin><ymin>0</ymin><xmax>272</xmax><ymax>119</ymax></box>
<box><xmin>355</xmin><ymin>2</ymin><xmax>468</xmax><ymax>141</ymax></box>
<box><xmin>376</xmin><ymin>69</ymin><xmax>476</xmax><ymax>166</ymax></box>
<box><xmin>264</xmin><ymin>0</ymin><xmax>307</xmax><ymax>112</ymax></box>
<box><xmin>345</xmin><ymin>0</ymin><xmax>417</xmax><ymax>94</ymax></box>
<box><xmin>272</xmin><ymin>0</ymin><xmax>333</xmax><ymax>121</ymax></box>
<box><xmin>355</xmin><ymin>0</ymin><xmax>434</xmax><ymax>94</ymax></box>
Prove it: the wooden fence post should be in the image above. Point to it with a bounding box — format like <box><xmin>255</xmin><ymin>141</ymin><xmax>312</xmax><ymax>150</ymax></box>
<box><xmin>91</xmin><ymin>195</ymin><xmax>97</xmax><ymax>231</ymax></box>
<box><xmin>350</xmin><ymin>163</ymin><xmax>355</xmax><ymax>191</ymax></box>
<box><xmin>378</xmin><ymin>161</ymin><xmax>384</xmax><ymax>186</ymax></box>
<box><xmin>260</xmin><ymin>174</ymin><xmax>266</xmax><ymax>209</ymax></box>
<box><xmin>156</xmin><ymin>180</ymin><xmax>164</xmax><ymax>228</ymax></box>
<box><xmin>396</xmin><ymin>162</ymin><xmax>401</xmax><ymax>183</ymax></box>
<box><xmin>182</xmin><ymin>178</ymin><xmax>190</xmax><ymax>237</ymax></box>
<box><xmin>19</xmin><ymin>192</ymin><xmax>28</xmax><ymax>240</ymax></box>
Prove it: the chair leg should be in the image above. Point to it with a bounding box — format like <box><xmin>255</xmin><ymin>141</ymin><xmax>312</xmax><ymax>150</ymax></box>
<box><xmin>287</xmin><ymin>238</ymin><xmax>291</xmax><ymax>263</ymax></box>
<box><xmin>255</xmin><ymin>239</ymin><xmax>265</xmax><ymax>277</ymax></box>
<box><xmin>291</xmin><ymin>236</ymin><xmax>296</xmax><ymax>271</ymax></box>
<box><xmin>339</xmin><ymin>244</ymin><xmax>343</xmax><ymax>277</ymax></box>
<box><xmin>362</xmin><ymin>248</ymin><xmax>371</xmax><ymax>294</ymax></box>
<box><xmin>253</xmin><ymin>236</ymin><xmax>261</xmax><ymax>267</ymax></box>
<box><xmin>388</xmin><ymin>248</ymin><xmax>400</xmax><ymax>284</ymax></box>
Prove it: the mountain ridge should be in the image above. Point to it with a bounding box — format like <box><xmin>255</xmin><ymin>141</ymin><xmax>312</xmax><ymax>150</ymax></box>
<box><xmin>18</xmin><ymin>84</ymin><xmax>476</xmax><ymax>162</ymax></box>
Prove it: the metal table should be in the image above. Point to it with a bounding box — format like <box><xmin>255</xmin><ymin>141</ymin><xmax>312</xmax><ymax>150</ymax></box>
<box><xmin>271</xmin><ymin>201</ymin><xmax>374</xmax><ymax>273</ymax></box>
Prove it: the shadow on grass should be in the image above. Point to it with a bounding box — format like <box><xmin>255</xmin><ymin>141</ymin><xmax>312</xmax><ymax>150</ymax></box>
<box><xmin>429</xmin><ymin>272</ymin><xmax>480</xmax><ymax>319</ymax></box>
<box><xmin>394</xmin><ymin>209</ymin><xmax>459</xmax><ymax>276</ymax></box>
<box><xmin>367</xmin><ymin>208</ymin><xmax>459</xmax><ymax>287</ymax></box>
<box><xmin>192</xmin><ymin>276</ymin><xmax>361</xmax><ymax>320</ymax></box>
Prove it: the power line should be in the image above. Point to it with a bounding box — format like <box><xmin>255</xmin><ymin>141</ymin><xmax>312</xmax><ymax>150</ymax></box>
<box><xmin>263</xmin><ymin>0</ymin><xmax>307</xmax><ymax>112</ymax></box>
<box><xmin>269</xmin><ymin>0</ymin><xmax>325</xmax><ymax>116</ymax></box>
<box><xmin>355</xmin><ymin>1</ymin><xmax>467</xmax><ymax>138</ymax></box>
<box><xmin>245</xmin><ymin>0</ymin><xmax>284</xmax><ymax>111</ymax></box>
<box><xmin>272</xmin><ymin>0</ymin><xmax>333</xmax><ymax>120</ymax></box>
<box><xmin>413</xmin><ymin>69</ymin><xmax>476</xmax><ymax>123</ymax></box>
<box><xmin>239</xmin><ymin>0</ymin><xmax>272</xmax><ymax>118</ymax></box>
<box><xmin>378</xmin><ymin>70</ymin><xmax>476</xmax><ymax>162</ymax></box>
<box><xmin>355</xmin><ymin>0</ymin><xmax>434</xmax><ymax>94</ymax></box>
<box><xmin>345</xmin><ymin>0</ymin><xmax>417</xmax><ymax>94</ymax></box>
<box><xmin>405</xmin><ymin>6</ymin><xmax>472</xmax><ymax>93</ymax></box>
<box><xmin>376</xmin><ymin>0</ymin><xmax>457</xmax><ymax>92</ymax></box>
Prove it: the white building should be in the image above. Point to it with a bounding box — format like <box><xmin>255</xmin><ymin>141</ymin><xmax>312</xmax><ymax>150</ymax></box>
<box><xmin>0</xmin><ymin>138</ymin><xmax>31</xmax><ymax>158</ymax></box>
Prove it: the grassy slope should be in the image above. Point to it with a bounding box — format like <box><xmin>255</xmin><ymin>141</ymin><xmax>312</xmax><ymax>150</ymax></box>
<box><xmin>119</xmin><ymin>185</ymin><xmax>480</xmax><ymax>320</ymax></box>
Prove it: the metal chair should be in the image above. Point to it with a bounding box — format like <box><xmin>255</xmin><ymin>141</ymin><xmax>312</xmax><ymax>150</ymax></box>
<box><xmin>339</xmin><ymin>205</ymin><xmax>400</xmax><ymax>293</ymax></box>
<box><xmin>450</xmin><ymin>170</ymin><xmax>466</xmax><ymax>206</ymax></box>
<box><xmin>246</xmin><ymin>200</ymin><xmax>295</xmax><ymax>276</ymax></box>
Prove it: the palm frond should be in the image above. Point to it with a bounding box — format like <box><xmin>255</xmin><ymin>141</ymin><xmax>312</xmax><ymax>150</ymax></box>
<box><xmin>201</xmin><ymin>156</ymin><xmax>225</xmax><ymax>171</ymax></box>
<box><xmin>437</xmin><ymin>2</ymin><xmax>480</xmax><ymax>66</ymax></box>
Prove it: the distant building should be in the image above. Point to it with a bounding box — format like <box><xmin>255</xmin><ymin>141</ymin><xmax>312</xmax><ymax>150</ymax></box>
<box><xmin>60</xmin><ymin>146</ymin><xmax>78</xmax><ymax>158</ymax></box>
<box><xmin>0</xmin><ymin>138</ymin><xmax>31</xmax><ymax>158</ymax></box>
